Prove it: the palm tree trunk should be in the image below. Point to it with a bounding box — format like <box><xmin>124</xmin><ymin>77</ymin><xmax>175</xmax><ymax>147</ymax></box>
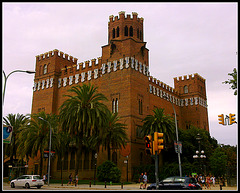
<box><xmin>107</xmin><ymin>143</ymin><xmax>111</xmax><ymax>161</ymax></box>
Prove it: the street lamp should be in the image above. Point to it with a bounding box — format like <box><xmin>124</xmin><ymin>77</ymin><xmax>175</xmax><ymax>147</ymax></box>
<box><xmin>38</xmin><ymin>117</ymin><xmax>52</xmax><ymax>186</ymax></box>
<box><xmin>2</xmin><ymin>70</ymin><xmax>35</xmax><ymax>104</ymax></box>
<box><xmin>164</xmin><ymin>95</ymin><xmax>182</xmax><ymax>177</ymax></box>
<box><xmin>193</xmin><ymin>133</ymin><xmax>206</xmax><ymax>174</ymax></box>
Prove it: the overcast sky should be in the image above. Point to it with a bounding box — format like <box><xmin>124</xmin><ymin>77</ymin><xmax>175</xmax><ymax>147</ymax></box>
<box><xmin>3</xmin><ymin>2</ymin><xmax>237</xmax><ymax>146</ymax></box>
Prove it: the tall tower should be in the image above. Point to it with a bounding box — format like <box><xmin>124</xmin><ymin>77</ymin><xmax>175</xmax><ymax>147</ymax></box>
<box><xmin>102</xmin><ymin>11</ymin><xmax>149</xmax><ymax>66</ymax></box>
<box><xmin>174</xmin><ymin>73</ymin><xmax>209</xmax><ymax>131</ymax></box>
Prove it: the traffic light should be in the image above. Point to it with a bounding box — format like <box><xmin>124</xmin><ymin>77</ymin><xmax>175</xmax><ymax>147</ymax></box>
<box><xmin>153</xmin><ymin>132</ymin><xmax>164</xmax><ymax>154</ymax></box>
<box><xmin>144</xmin><ymin>135</ymin><xmax>152</xmax><ymax>155</ymax></box>
<box><xmin>218</xmin><ymin>114</ymin><xmax>225</xmax><ymax>125</ymax></box>
<box><xmin>229</xmin><ymin>113</ymin><xmax>236</xmax><ymax>125</ymax></box>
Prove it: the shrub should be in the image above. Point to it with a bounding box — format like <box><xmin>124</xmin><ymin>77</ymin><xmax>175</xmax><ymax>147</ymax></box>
<box><xmin>97</xmin><ymin>160</ymin><xmax>121</xmax><ymax>183</ymax></box>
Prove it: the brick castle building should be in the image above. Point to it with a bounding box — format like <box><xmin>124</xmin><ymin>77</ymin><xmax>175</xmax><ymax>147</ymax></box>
<box><xmin>30</xmin><ymin>11</ymin><xmax>209</xmax><ymax>181</ymax></box>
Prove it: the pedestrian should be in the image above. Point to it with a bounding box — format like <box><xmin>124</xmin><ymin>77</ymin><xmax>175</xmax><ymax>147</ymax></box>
<box><xmin>46</xmin><ymin>173</ymin><xmax>48</xmax><ymax>184</ymax></box>
<box><xmin>211</xmin><ymin>175</ymin><xmax>216</xmax><ymax>187</ymax></box>
<box><xmin>143</xmin><ymin>172</ymin><xmax>148</xmax><ymax>189</ymax></box>
<box><xmin>43</xmin><ymin>174</ymin><xmax>46</xmax><ymax>184</ymax></box>
<box><xmin>206</xmin><ymin>175</ymin><xmax>211</xmax><ymax>189</ymax></box>
<box><xmin>139</xmin><ymin>172</ymin><xmax>144</xmax><ymax>189</ymax></box>
<box><xmin>75</xmin><ymin>174</ymin><xmax>78</xmax><ymax>186</ymax></box>
<box><xmin>220</xmin><ymin>177</ymin><xmax>224</xmax><ymax>190</ymax></box>
<box><xmin>67</xmin><ymin>173</ymin><xmax>73</xmax><ymax>186</ymax></box>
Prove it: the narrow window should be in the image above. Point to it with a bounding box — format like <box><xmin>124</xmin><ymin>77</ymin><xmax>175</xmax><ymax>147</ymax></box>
<box><xmin>140</xmin><ymin>30</ymin><xmax>142</xmax><ymax>40</ymax></box>
<box><xmin>130</xmin><ymin>26</ymin><xmax>133</xmax><ymax>37</ymax></box>
<box><xmin>137</xmin><ymin>28</ymin><xmax>139</xmax><ymax>38</ymax></box>
<box><xmin>116</xmin><ymin>27</ymin><xmax>119</xmax><ymax>37</ymax></box>
<box><xmin>140</xmin><ymin>100</ymin><xmax>143</xmax><ymax>114</ymax></box>
<box><xmin>43</xmin><ymin>64</ymin><xmax>47</xmax><ymax>74</ymax></box>
<box><xmin>115</xmin><ymin>98</ymin><xmax>118</xmax><ymax>113</ymax></box>
<box><xmin>184</xmin><ymin>85</ymin><xmax>188</xmax><ymax>94</ymax></box>
<box><xmin>124</xmin><ymin>26</ymin><xmax>128</xmax><ymax>36</ymax></box>
<box><xmin>112</xmin><ymin>28</ymin><xmax>115</xmax><ymax>39</ymax></box>
<box><xmin>112</xmin><ymin>99</ymin><xmax>115</xmax><ymax>113</ymax></box>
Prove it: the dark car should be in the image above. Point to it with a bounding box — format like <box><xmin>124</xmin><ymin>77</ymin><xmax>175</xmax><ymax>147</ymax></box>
<box><xmin>147</xmin><ymin>176</ymin><xmax>202</xmax><ymax>190</ymax></box>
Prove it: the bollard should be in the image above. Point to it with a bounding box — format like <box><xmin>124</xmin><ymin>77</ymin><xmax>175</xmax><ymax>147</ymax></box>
<box><xmin>89</xmin><ymin>181</ymin><xmax>91</xmax><ymax>187</ymax></box>
<box><xmin>105</xmin><ymin>181</ymin><xmax>107</xmax><ymax>188</ymax></box>
<box><xmin>121</xmin><ymin>182</ymin><xmax>123</xmax><ymax>189</ymax></box>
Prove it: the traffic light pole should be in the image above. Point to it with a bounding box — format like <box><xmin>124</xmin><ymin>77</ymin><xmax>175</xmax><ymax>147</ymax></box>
<box><xmin>154</xmin><ymin>151</ymin><xmax>159</xmax><ymax>189</ymax></box>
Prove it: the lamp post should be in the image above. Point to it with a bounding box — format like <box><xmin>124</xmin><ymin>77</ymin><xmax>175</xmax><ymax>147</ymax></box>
<box><xmin>164</xmin><ymin>95</ymin><xmax>182</xmax><ymax>177</ymax></box>
<box><xmin>38</xmin><ymin>117</ymin><xmax>52</xmax><ymax>186</ymax></box>
<box><xmin>2</xmin><ymin>70</ymin><xmax>35</xmax><ymax>104</ymax></box>
<box><xmin>193</xmin><ymin>133</ymin><xmax>206</xmax><ymax>175</ymax></box>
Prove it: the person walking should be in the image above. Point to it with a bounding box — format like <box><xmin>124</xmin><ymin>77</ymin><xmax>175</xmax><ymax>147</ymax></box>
<box><xmin>143</xmin><ymin>172</ymin><xmax>148</xmax><ymax>189</ymax></box>
<box><xmin>75</xmin><ymin>174</ymin><xmax>78</xmax><ymax>186</ymax></box>
<box><xmin>43</xmin><ymin>174</ymin><xmax>46</xmax><ymax>184</ymax></box>
<box><xmin>67</xmin><ymin>173</ymin><xmax>73</xmax><ymax>186</ymax></box>
<box><xmin>139</xmin><ymin>173</ymin><xmax>144</xmax><ymax>189</ymax></box>
<box><xmin>211</xmin><ymin>175</ymin><xmax>216</xmax><ymax>187</ymax></box>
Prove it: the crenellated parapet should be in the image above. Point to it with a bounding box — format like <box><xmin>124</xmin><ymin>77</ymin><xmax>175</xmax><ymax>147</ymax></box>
<box><xmin>109</xmin><ymin>11</ymin><xmax>144</xmax><ymax>23</ymax></box>
<box><xmin>36</xmin><ymin>49</ymin><xmax>78</xmax><ymax>64</ymax></box>
<box><xmin>174</xmin><ymin>73</ymin><xmax>206</xmax><ymax>82</ymax></box>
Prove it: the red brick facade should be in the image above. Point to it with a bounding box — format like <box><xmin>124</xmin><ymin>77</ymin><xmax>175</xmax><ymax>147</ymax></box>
<box><xmin>30</xmin><ymin>11</ymin><xmax>209</xmax><ymax>181</ymax></box>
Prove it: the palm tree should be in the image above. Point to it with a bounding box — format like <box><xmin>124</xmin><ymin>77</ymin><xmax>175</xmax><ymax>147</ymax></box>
<box><xmin>3</xmin><ymin>113</ymin><xmax>30</xmax><ymax>163</ymax></box>
<box><xmin>59</xmin><ymin>83</ymin><xmax>109</xmax><ymax>177</ymax></box>
<box><xmin>141</xmin><ymin>107</ymin><xmax>175</xmax><ymax>145</ymax></box>
<box><xmin>17</xmin><ymin>111</ymin><xmax>59</xmax><ymax>176</ymax></box>
<box><xmin>101</xmin><ymin>111</ymin><xmax>129</xmax><ymax>160</ymax></box>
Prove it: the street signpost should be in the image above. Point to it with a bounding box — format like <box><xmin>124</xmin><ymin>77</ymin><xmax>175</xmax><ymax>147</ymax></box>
<box><xmin>3</xmin><ymin>125</ymin><xmax>13</xmax><ymax>144</ymax></box>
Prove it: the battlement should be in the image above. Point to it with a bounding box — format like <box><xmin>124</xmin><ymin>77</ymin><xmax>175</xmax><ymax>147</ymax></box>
<box><xmin>109</xmin><ymin>11</ymin><xmax>144</xmax><ymax>23</ymax></box>
<box><xmin>149</xmin><ymin>76</ymin><xmax>178</xmax><ymax>95</ymax></box>
<box><xmin>36</xmin><ymin>49</ymin><xmax>78</xmax><ymax>64</ymax></box>
<box><xmin>174</xmin><ymin>73</ymin><xmax>206</xmax><ymax>82</ymax></box>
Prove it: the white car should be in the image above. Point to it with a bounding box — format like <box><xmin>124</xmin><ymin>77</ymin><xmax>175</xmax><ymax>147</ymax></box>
<box><xmin>10</xmin><ymin>175</ymin><xmax>44</xmax><ymax>189</ymax></box>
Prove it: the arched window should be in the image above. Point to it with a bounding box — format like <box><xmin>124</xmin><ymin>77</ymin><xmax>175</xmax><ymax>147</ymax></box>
<box><xmin>116</xmin><ymin>27</ymin><xmax>119</xmax><ymax>37</ymax></box>
<box><xmin>112</xmin><ymin>28</ymin><xmax>115</xmax><ymax>39</ymax></box>
<box><xmin>124</xmin><ymin>26</ymin><xmax>128</xmax><ymax>36</ymax></box>
<box><xmin>184</xmin><ymin>85</ymin><xmax>188</xmax><ymax>94</ymax></box>
<box><xmin>112</xmin><ymin>151</ymin><xmax>117</xmax><ymax>165</ymax></box>
<box><xmin>43</xmin><ymin>64</ymin><xmax>47</xmax><ymax>74</ymax></box>
<box><xmin>129</xmin><ymin>26</ymin><xmax>133</xmax><ymax>37</ymax></box>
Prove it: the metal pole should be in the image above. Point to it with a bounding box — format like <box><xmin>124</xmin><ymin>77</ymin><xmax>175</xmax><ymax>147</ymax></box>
<box><xmin>38</xmin><ymin>117</ymin><xmax>52</xmax><ymax>186</ymax></box>
<box><xmin>2</xmin><ymin>70</ymin><xmax>35</xmax><ymax>104</ymax></box>
<box><xmin>169</xmin><ymin>97</ymin><xmax>182</xmax><ymax>177</ymax></box>
<box><xmin>155</xmin><ymin>151</ymin><xmax>159</xmax><ymax>189</ymax></box>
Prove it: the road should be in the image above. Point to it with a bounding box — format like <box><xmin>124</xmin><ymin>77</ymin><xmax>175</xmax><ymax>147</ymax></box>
<box><xmin>3</xmin><ymin>182</ymin><xmax>238</xmax><ymax>191</ymax></box>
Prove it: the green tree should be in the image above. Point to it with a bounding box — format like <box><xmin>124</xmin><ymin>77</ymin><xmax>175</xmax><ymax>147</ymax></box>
<box><xmin>97</xmin><ymin>160</ymin><xmax>121</xmax><ymax>182</ymax></box>
<box><xmin>141</xmin><ymin>108</ymin><xmax>175</xmax><ymax>144</ymax></box>
<box><xmin>59</xmin><ymin>83</ymin><xmax>109</xmax><ymax>177</ymax></box>
<box><xmin>209</xmin><ymin>146</ymin><xmax>228</xmax><ymax>177</ymax></box>
<box><xmin>223</xmin><ymin>67</ymin><xmax>237</xmax><ymax>95</ymax></box>
<box><xmin>100</xmin><ymin>111</ymin><xmax>128</xmax><ymax>160</ymax></box>
<box><xmin>3</xmin><ymin>113</ymin><xmax>30</xmax><ymax>162</ymax></box>
<box><xmin>17</xmin><ymin>111</ymin><xmax>59</xmax><ymax>176</ymax></box>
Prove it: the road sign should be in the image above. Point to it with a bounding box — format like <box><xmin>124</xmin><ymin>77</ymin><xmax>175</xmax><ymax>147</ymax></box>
<box><xmin>3</xmin><ymin>125</ymin><xmax>13</xmax><ymax>144</ymax></box>
<box><xmin>174</xmin><ymin>141</ymin><xmax>182</xmax><ymax>154</ymax></box>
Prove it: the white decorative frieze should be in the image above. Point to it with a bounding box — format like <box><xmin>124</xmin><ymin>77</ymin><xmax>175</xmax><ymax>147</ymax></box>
<box><xmin>149</xmin><ymin>84</ymin><xmax>152</xmax><ymax>93</ymax></box>
<box><xmin>88</xmin><ymin>71</ymin><xmax>92</xmax><ymax>81</ymax></box>
<box><xmin>120</xmin><ymin>58</ymin><xmax>124</xmax><ymax>70</ymax></box>
<box><xmin>94</xmin><ymin>69</ymin><xmax>98</xmax><ymax>79</ymax></box>
<box><xmin>102</xmin><ymin>63</ymin><xmax>106</xmax><ymax>74</ymax></box>
<box><xmin>113</xmin><ymin>60</ymin><xmax>117</xmax><ymax>71</ymax></box>
<box><xmin>69</xmin><ymin>76</ymin><xmax>73</xmax><ymax>85</ymax></box>
<box><xmin>185</xmin><ymin>98</ymin><xmax>188</xmax><ymax>106</ymax></box>
<box><xmin>50</xmin><ymin>78</ymin><xmax>53</xmax><ymax>88</ymax></box>
<box><xmin>58</xmin><ymin>78</ymin><xmax>61</xmax><ymax>88</ymax></box>
<box><xmin>46</xmin><ymin>79</ymin><xmax>49</xmax><ymax>89</ymax></box>
<box><xmin>125</xmin><ymin>57</ymin><xmax>130</xmax><ymax>68</ymax></box>
<box><xmin>33</xmin><ymin>82</ymin><xmax>37</xmax><ymax>91</ymax></box>
<box><xmin>107</xmin><ymin>62</ymin><xmax>111</xmax><ymax>73</ymax></box>
<box><xmin>81</xmin><ymin>72</ymin><xmax>85</xmax><ymax>82</ymax></box>
<box><xmin>63</xmin><ymin>77</ymin><xmax>67</xmax><ymax>87</ymax></box>
<box><xmin>135</xmin><ymin>59</ymin><xmax>138</xmax><ymax>71</ymax></box>
<box><xmin>143</xmin><ymin>64</ymin><xmax>146</xmax><ymax>75</ymax></box>
<box><xmin>75</xmin><ymin>74</ymin><xmax>79</xmax><ymax>84</ymax></box>
<box><xmin>131</xmin><ymin>57</ymin><xmax>135</xmax><ymax>69</ymax></box>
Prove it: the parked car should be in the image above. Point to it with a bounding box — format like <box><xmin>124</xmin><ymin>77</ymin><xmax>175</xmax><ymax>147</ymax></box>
<box><xmin>147</xmin><ymin>176</ymin><xmax>202</xmax><ymax>190</ymax></box>
<box><xmin>10</xmin><ymin>175</ymin><xmax>44</xmax><ymax>189</ymax></box>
